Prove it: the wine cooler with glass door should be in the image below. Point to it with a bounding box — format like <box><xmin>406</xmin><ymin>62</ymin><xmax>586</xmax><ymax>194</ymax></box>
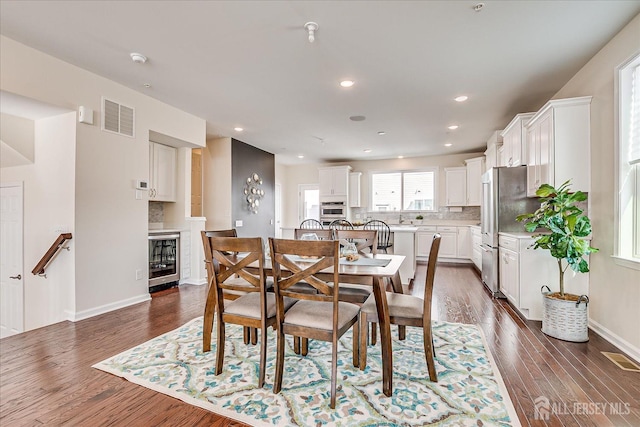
<box><xmin>148</xmin><ymin>232</ymin><xmax>180</xmax><ymax>292</ymax></box>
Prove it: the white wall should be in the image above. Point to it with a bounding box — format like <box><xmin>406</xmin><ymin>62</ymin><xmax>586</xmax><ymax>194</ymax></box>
<box><xmin>552</xmin><ymin>14</ymin><xmax>640</xmax><ymax>357</ymax></box>
<box><xmin>1</xmin><ymin>36</ymin><xmax>206</xmax><ymax>320</ymax></box>
<box><xmin>1</xmin><ymin>112</ymin><xmax>76</xmax><ymax>331</ymax></box>
<box><xmin>203</xmin><ymin>137</ymin><xmax>232</xmax><ymax>230</ymax></box>
<box><xmin>0</xmin><ymin>113</ymin><xmax>34</xmax><ymax>162</ymax></box>
<box><xmin>279</xmin><ymin>152</ymin><xmax>483</xmax><ymax>228</ymax></box>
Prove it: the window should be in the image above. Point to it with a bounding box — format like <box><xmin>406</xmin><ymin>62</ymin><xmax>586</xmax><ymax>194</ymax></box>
<box><xmin>371</xmin><ymin>169</ymin><xmax>437</xmax><ymax>212</ymax></box>
<box><xmin>615</xmin><ymin>51</ymin><xmax>640</xmax><ymax>269</ymax></box>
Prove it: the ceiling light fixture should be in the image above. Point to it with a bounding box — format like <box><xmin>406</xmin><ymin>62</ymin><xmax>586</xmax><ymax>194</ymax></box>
<box><xmin>297</xmin><ymin>154</ymin><xmax>304</xmax><ymax>159</ymax></box>
<box><xmin>340</xmin><ymin>80</ymin><xmax>354</xmax><ymax>88</ymax></box>
<box><xmin>143</xmin><ymin>83</ymin><xmax>151</xmax><ymax>88</ymax></box>
<box><xmin>304</xmin><ymin>22</ymin><xmax>318</xmax><ymax>43</ymax></box>
<box><xmin>234</xmin><ymin>127</ymin><xmax>243</xmax><ymax>132</ymax></box>
<box><xmin>444</xmin><ymin>143</ymin><xmax>453</xmax><ymax>147</ymax></box>
<box><xmin>398</xmin><ymin>155</ymin><xmax>404</xmax><ymax>159</ymax></box>
<box><xmin>454</xmin><ymin>95</ymin><xmax>468</xmax><ymax>102</ymax></box>
<box><xmin>364</xmin><ymin>149</ymin><xmax>372</xmax><ymax>153</ymax></box>
<box><xmin>130</xmin><ymin>52</ymin><xmax>147</xmax><ymax>64</ymax></box>
<box><xmin>349</xmin><ymin>115</ymin><xmax>366</xmax><ymax>122</ymax></box>
<box><xmin>473</xmin><ymin>2</ymin><xmax>485</xmax><ymax>12</ymax></box>
<box><xmin>448</xmin><ymin>125</ymin><xmax>459</xmax><ymax>130</ymax></box>
<box><xmin>378</xmin><ymin>131</ymin><xmax>386</xmax><ymax>135</ymax></box>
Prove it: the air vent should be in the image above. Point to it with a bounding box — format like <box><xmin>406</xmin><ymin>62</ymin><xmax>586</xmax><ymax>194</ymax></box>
<box><xmin>102</xmin><ymin>97</ymin><xmax>135</xmax><ymax>137</ymax></box>
<box><xmin>602</xmin><ymin>352</ymin><xmax>640</xmax><ymax>372</ymax></box>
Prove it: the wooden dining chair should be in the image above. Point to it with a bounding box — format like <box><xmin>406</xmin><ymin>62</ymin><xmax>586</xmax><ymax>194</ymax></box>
<box><xmin>269</xmin><ymin>238</ymin><xmax>360</xmax><ymax>409</ymax></box>
<box><xmin>293</xmin><ymin>228</ymin><xmax>333</xmax><ymax>240</ymax></box>
<box><xmin>299</xmin><ymin>218</ymin><xmax>324</xmax><ymax>229</ymax></box>
<box><xmin>358</xmin><ymin>233</ymin><xmax>441</xmax><ymax>382</ymax></box>
<box><xmin>202</xmin><ymin>236</ymin><xmax>296</xmax><ymax>388</ymax></box>
<box><xmin>328</xmin><ymin>219</ymin><xmax>354</xmax><ymax>233</ymax></box>
<box><xmin>202</xmin><ymin>229</ymin><xmax>257</xmax><ymax>345</ymax></box>
<box><xmin>363</xmin><ymin>220</ymin><xmax>393</xmax><ymax>253</ymax></box>
<box><xmin>334</xmin><ymin>229</ymin><xmax>379</xmax><ymax>304</ymax></box>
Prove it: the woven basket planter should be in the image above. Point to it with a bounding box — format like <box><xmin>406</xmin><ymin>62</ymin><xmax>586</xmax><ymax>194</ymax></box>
<box><xmin>541</xmin><ymin>286</ymin><xmax>589</xmax><ymax>342</ymax></box>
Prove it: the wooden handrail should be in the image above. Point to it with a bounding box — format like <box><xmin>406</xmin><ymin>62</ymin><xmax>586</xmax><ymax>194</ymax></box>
<box><xmin>32</xmin><ymin>233</ymin><xmax>72</xmax><ymax>276</ymax></box>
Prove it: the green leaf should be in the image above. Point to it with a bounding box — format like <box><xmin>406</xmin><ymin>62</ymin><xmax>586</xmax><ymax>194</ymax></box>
<box><xmin>536</xmin><ymin>184</ymin><xmax>556</xmax><ymax>197</ymax></box>
<box><xmin>573</xmin><ymin>216</ymin><xmax>592</xmax><ymax>237</ymax></box>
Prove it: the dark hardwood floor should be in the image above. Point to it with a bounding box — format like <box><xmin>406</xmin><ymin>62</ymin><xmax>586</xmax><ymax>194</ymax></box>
<box><xmin>1</xmin><ymin>264</ymin><xmax>638</xmax><ymax>426</ymax></box>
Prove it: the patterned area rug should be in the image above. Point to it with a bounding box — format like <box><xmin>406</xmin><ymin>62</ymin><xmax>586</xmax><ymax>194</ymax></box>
<box><xmin>94</xmin><ymin>317</ymin><xmax>520</xmax><ymax>426</ymax></box>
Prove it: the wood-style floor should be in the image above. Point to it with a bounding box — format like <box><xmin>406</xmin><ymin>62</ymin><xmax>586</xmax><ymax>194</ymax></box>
<box><xmin>1</xmin><ymin>264</ymin><xmax>638</xmax><ymax>426</ymax></box>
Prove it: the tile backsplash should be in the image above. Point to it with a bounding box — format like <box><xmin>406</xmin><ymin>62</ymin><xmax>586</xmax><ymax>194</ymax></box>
<box><xmin>352</xmin><ymin>206</ymin><xmax>480</xmax><ymax>223</ymax></box>
<box><xmin>149</xmin><ymin>201</ymin><xmax>164</xmax><ymax>223</ymax></box>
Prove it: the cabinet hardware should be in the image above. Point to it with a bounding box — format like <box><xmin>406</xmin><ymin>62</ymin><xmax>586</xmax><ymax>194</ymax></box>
<box><xmin>10</xmin><ymin>274</ymin><xmax>21</xmax><ymax>280</ymax></box>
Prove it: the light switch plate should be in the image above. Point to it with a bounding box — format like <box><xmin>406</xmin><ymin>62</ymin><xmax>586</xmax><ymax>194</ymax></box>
<box><xmin>235</xmin><ymin>220</ymin><xmax>243</xmax><ymax>227</ymax></box>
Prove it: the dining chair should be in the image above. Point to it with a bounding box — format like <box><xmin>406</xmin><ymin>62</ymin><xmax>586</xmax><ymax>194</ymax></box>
<box><xmin>358</xmin><ymin>233</ymin><xmax>441</xmax><ymax>382</ymax></box>
<box><xmin>334</xmin><ymin>229</ymin><xmax>378</xmax><ymax>304</ymax></box>
<box><xmin>363</xmin><ymin>220</ymin><xmax>392</xmax><ymax>253</ymax></box>
<box><xmin>269</xmin><ymin>237</ymin><xmax>360</xmax><ymax>409</ymax></box>
<box><xmin>202</xmin><ymin>236</ymin><xmax>296</xmax><ymax>388</ymax></box>
<box><xmin>299</xmin><ymin>218</ymin><xmax>324</xmax><ymax>229</ymax></box>
<box><xmin>328</xmin><ymin>219</ymin><xmax>354</xmax><ymax>232</ymax></box>
<box><xmin>202</xmin><ymin>229</ymin><xmax>258</xmax><ymax>345</ymax></box>
<box><xmin>293</xmin><ymin>228</ymin><xmax>333</xmax><ymax>240</ymax></box>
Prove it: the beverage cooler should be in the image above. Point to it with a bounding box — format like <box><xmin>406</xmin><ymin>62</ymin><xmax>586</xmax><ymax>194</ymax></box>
<box><xmin>148</xmin><ymin>232</ymin><xmax>180</xmax><ymax>291</ymax></box>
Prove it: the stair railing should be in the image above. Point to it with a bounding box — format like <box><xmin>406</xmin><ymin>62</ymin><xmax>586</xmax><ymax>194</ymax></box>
<box><xmin>32</xmin><ymin>233</ymin><xmax>72</xmax><ymax>278</ymax></box>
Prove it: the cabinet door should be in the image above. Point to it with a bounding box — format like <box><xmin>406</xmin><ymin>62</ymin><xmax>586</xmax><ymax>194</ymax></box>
<box><xmin>526</xmin><ymin>125</ymin><xmax>539</xmax><ymax>196</ymax></box>
<box><xmin>438</xmin><ymin>232</ymin><xmax>457</xmax><ymax>258</ymax></box>
<box><xmin>465</xmin><ymin>158</ymin><xmax>484</xmax><ymax>206</ymax></box>
<box><xmin>538</xmin><ymin>112</ymin><xmax>553</xmax><ymax>189</ymax></box>
<box><xmin>445</xmin><ymin>168</ymin><xmax>466</xmax><ymax>206</ymax></box>
<box><xmin>332</xmin><ymin>168</ymin><xmax>349</xmax><ymax>197</ymax></box>
<box><xmin>498</xmin><ymin>145</ymin><xmax>508</xmax><ymax>167</ymax></box>
<box><xmin>416</xmin><ymin>232</ymin><xmax>434</xmax><ymax>257</ymax></box>
<box><xmin>499</xmin><ymin>248</ymin><xmax>519</xmax><ymax>306</ymax></box>
<box><xmin>151</xmin><ymin>143</ymin><xmax>177</xmax><ymax>202</ymax></box>
<box><xmin>456</xmin><ymin>227</ymin><xmax>471</xmax><ymax>258</ymax></box>
<box><xmin>318</xmin><ymin>168</ymin><xmax>334</xmax><ymax>197</ymax></box>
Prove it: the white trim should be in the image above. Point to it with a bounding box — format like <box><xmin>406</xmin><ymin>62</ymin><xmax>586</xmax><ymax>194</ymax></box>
<box><xmin>180</xmin><ymin>278</ymin><xmax>207</xmax><ymax>286</ymax></box>
<box><xmin>589</xmin><ymin>319</ymin><xmax>640</xmax><ymax>364</ymax></box>
<box><xmin>65</xmin><ymin>294</ymin><xmax>151</xmax><ymax>322</ymax></box>
<box><xmin>611</xmin><ymin>255</ymin><xmax>640</xmax><ymax>270</ymax></box>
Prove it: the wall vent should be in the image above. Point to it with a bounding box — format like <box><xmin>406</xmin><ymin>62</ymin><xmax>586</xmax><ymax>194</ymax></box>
<box><xmin>101</xmin><ymin>97</ymin><xmax>135</xmax><ymax>137</ymax></box>
<box><xmin>601</xmin><ymin>352</ymin><xmax>640</xmax><ymax>372</ymax></box>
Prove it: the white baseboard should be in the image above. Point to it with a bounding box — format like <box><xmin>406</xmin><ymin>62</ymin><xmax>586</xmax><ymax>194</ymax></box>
<box><xmin>179</xmin><ymin>278</ymin><xmax>207</xmax><ymax>286</ymax></box>
<box><xmin>589</xmin><ymin>319</ymin><xmax>640</xmax><ymax>364</ymax></box>
<box><xmin>65</xmin><ymin>294</ymin><xmax>151</xmax><ymax>322</ymax></box>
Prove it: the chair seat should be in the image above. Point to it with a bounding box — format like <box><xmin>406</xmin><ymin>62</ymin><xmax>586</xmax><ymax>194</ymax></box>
<box><xmin>361</xmin><ymin>291</ymin><xmax>424</xmax><ymax>321</ymax></box>
<box><xmin>225</xmin><ymin>292</ymin><xmax>296</xmax><ymax>319</ymax></box>
<box><xmin>284</xmin><ymin>300</ymin><xmax>360</xmax><ymax>331</ymax></box>
<box><xmin>335</xmin><ymin>283</ymin><xmax>371</xmax><ymax>303</ymax></box>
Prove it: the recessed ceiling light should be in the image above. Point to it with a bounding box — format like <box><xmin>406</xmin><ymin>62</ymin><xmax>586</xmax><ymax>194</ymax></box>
<box><xmin>143</xmin><ymin>83</ymin><xmax>151</xmax><ymax>88</ymax></box>
<box><xmin>398</xmin><ymin>155</ymin><xmax>404</xmax><ymax>159</ymax></box>
<box><xmin>454</xmin><ymin>95</ymin><xmax>468</xmax><ymax>102</ymax></box>
<box><xmin>340</xmin><ymin>80</ymin><xmax>354</xmax><ymax>88</ymax></box>
<box><xmin>130</xmin><ymin>52</ymin><xmax>147</xmax><ymax>64</ymax></box>
<box><xmin>297</xmin><ymin>154</ymin><xmax>304</xmax><ymax>159</ymax></box>
<box><xmin>234</xmin><ymin>127</ymin><xmax>243</xmax><ymax>132</ymax></box>
<box><xmin>349</xmin><ymin>115</ymin><xmax>366</xmax><ymax>121</ymax></box>
<box><xmin>364</xmin><ymin>149</ymin><xmax>372</xmax><ymax>153</ymax></box>
<box><xmin>444</xmin><ymin>143</ymin><xmax>453</xmax><ymax>147</ymax></box>
<box><xmin>448</xmin><ymin>125</ymin><xmax>459</xmax><ymax>130</ymax></box>
<box><xmin>378</xmin><ymin>131</ymin><xmax>386</xmax><ymax>135</ymax></box>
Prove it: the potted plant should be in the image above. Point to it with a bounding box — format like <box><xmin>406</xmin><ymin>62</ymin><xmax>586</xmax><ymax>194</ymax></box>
<box><xmin>415</xmin><ymin>214</ymin><xmax>424</xmax><ymax>225</ymax></box>
<box><xmin>516</xmin><ymin>180</ymin><xmax>598</xmax><ymax>342</ymax></box>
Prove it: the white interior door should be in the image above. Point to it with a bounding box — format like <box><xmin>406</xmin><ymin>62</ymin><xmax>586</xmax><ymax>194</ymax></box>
<box><xmin>275</xmin><ymin>183</ymin><xmax>282</xmax><ymax>238</ymax></box>
<box><xmin>1</xmin><ymin>184</ymin><xmax>24</xmax><ymax>338</ymax></box>
<box><xmin>298</xmin><ymin>184</ymin><xmax>320</xmax><ymax>223</ymax></box>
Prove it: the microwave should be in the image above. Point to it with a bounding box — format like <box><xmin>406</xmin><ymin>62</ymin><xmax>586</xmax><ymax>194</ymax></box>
<box><xmin>320</xmin><ymin>202</ymin><xmax>347</xmax><ymax>218</ymax></box>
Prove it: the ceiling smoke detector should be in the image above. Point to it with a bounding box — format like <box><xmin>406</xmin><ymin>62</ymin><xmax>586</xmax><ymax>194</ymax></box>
<box><xmin>304</xmin><ymin>22</ymin><xmax>318</xmax><ymax>43</ymax></box>
<box><xmin>473</xmin><ymin>3</ymin><xmax>485</xmax><ymax>12</ymax></box>
<box><xmin>130</xmin><ymin>53</ymin><xmax>147</xmax><ymax>64</ymax></box>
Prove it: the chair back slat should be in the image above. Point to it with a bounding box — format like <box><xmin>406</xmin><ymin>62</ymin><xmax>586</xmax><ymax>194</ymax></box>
<box><xmin>422</xmin><ymin>233</ymin><xmax>441</xmax><ymax>316</ymax></box>
<box><xmin>206</xmin><ymin>236</ymin><xmax>265</xmax><ymax>296</ymax></box>
<box><xmin>328</xmin><ymin>219</ymin><xmax>354</xmax><ymax>231</ymax></box>
<box><xmin>294</xmin><ymin>228</ymin><xmax>333</xmax><ymax>241</ymax></box>
<box><xmin>363</xmin><ymin>220</ymin><xmax>392</xmax><ymax>251</ymax></box>
<box><xmin>335</xmin><ymin>229</ymin><xmax>378</xmax><ymax>255</ymax></box>
<box><xmin>300</xmin><ymin>219</ymin><xmax>324</xmax><ymax>229</ymax></box>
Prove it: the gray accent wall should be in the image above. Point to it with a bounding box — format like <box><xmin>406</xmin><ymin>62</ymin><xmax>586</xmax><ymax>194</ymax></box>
<box><xmin>231</xmin><ymin>139</ymin><xmax>275</xmax><ymax>241</ymax></box>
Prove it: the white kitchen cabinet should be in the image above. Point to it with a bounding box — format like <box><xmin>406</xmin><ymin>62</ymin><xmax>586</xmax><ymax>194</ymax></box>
<box><xmin>319</xmin><ymin>166</ymin><xmax>351</xmax><ymax>200</ymax></box>
<box><xmin>497</xmin><ymin>145</ymin><xmax>508</xmax><ymax>167</ymax></box>
<box><xmin>500</xmin><ymin>113</ymin><xmax>535</xmax><ymax>168</ymax></box>
<box><xmin>436</xmin><ymin>226</ymin><xmax>457</xmax><ymax>258</ymax></box>
<box><xmin>525</xmin><ymin>96</ymin><xmax>592</xmax><ymax>197</ymax></box>
<box><xmin>391</xmin><ymin>228</ymin><xmax>416</xmax><ymax>285</ymax></box>
<box><xmin>498</xmin><ymin>233</ymin><xmax>589</xmax><ymax>321</ymax></box>
<box><xmin>149</xmin><ymin>142</ymin><xmax>177</xmax><ymax>202</ymax></box>
<box><xmin>484</xmin><ymin>130</ymin><xmax>502</xmax><ymax>173</ymax></box>
<box><xmin>415</xmin><ymin>226</ymin><xmax>437</xmax><ymax>257</ymax></box>
<box><xmin>444</xmin><ymin>167</ymin><xmax>466</xmax><ymax>206</ymax></box>
<box><xmin>465</xmin><ymin>157</ymin><xmax>485</xmax><ymax>206</ymax></box>
<box><xmin>470</xmin><ymin>226</ymin><xmax>482</xmax><ymax>270</ymax></box>
<box><xmin>349</xmin><ymin>172</ymin><xmax>362</xmax><ymax>207</ymax></box>
<box><xmin>456</xmin><ymin>226</ymin><xmax>471</xmax><ymax>259</ymax></box>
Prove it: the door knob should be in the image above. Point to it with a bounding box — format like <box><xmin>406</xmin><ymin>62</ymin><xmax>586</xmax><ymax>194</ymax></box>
<box><xmin>10</xmin><ymin>274</ymin><xmax>22</xmax><ymax>280</ymax></box>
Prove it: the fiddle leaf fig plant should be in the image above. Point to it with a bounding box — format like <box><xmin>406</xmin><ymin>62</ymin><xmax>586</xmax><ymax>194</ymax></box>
<box><xmin>516</xmin><ymin>180</ymin><xmax>598</xmax><ymax>297</ymax></box>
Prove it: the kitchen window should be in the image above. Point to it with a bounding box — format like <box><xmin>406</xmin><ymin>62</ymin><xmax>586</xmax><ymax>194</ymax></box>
<box><xmin>371</xmin><ymin>169</ymin><xmax>437</xmax><ymax>212</ymax></box>
<box><xmin>615</xmin><ymin>51</ymin><xmax>640</xmax><ymax>269</ymax></box>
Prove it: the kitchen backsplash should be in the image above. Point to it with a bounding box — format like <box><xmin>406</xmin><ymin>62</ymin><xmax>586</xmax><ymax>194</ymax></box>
<box><xmin>351</xmin><ymin>206</ymin><xmax>480</xmax><ymax>223</ymax></box>
<box><xmin>149</xmin><ymin>201</ymin><xmax>164</xmax><ymax>223</ymax></box>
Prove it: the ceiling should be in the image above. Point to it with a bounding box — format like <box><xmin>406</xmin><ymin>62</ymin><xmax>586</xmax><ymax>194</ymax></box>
<box><xmin>1</xmin><ymin>1</ymin><xmax>639</xmax><ymax>164</ymax></box>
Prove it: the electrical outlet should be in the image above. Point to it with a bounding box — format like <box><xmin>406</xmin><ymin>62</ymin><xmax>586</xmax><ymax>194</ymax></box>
<box><xmin>135</xmin><ymin>269</ymin><xmax>143</xmax><ymax>280</ymax></box>
<box><xmin>235</xmin><ymin>220</ymin><xmax>243</xmax><ymax>227</ymax></box>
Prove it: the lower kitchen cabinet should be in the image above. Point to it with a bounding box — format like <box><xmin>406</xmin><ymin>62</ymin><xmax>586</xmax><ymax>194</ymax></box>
<box><xmin>470</xmin><ymin>226</ymin><xmax>482</xmax><ymax>270</ymax></box>
<box><xmin>436</xmin><ymin>227</ymin><xmax>457</xmax><ymax>258</ymax></box>
<box><xmin>499</xmin><ymin>245</ymin><xmax>519</xmax><ymax>307</ymax></box>
<box><xmin>456</xmin><ymin>226</ymin><xmax>471</xmax><ymax>259</ymax></box>
<box><xmin>415</xmin><ymin>226</ymin><xmax>437</xmax><ymax>257</ymax></box>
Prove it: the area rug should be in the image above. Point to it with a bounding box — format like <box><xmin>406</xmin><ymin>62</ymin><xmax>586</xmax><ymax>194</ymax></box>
<box><xmin>94</xmin><ymin>317</ymin><xmax>520</xmax><ymax>426</ymax></box>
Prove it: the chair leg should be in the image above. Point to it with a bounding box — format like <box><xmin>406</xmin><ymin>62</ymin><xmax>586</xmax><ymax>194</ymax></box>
<box><xmin>251</xmin><ymin>327</ymin><xmax>258</xmax><ymax>345</ymax></box>
<box><xmin>293</xmin><ymin>336</ymin><xmax>301</xmax><ymax>354</ymax></box>
<box><xmin>215</xmin><ymin>318</ymin><xmax>225</xmax><ymax>375</ymax></box>
<box><xmin>358</xmin><ymin>313</ymin><xmax>368</xmax><ymax>370</ymax></box>
<box><xmin>330</xmin><ymin>336</ymin><xmax>338</xmax><ymax>409</ymax></box>
<box><xmin>398</xmin><ymin>325</ymin><xmax>406</xmax><ymax>340</ymax></box>
<box><xmin>274</xmin><ymin>328</ymin><xmax>285</xmax><ymax>394</ymax></box>
<box><xmin>258</xmin><ymin>327</ymin><xmax>267</xmax><ymax>388</ymax></box>
<box><xmin>371</xmin><ymin>323</ymin><xmax>377</xmax><ymax>345</ymax></box>
<box><xmin>203</xmin><ymin>294</ymin><xmax>216</xmax><ymax>353</ymax></box>
<box><xmin>422</xmin><ymin>324</ymin><xmax>438</xmax><ymax>382</ymax></box>
<box><xmin>301</xmin><ymin>338</ymin><xmax>309</xmax><ymax>356</ymax></box>
<box><xmin>352</xmin><ymin>319</ymin><xmax>360</xmax><ymax>368</ymax></box>
<box><xmin>243</xmin><ymin>326</ymin><xmax>250</xmax><ymax>345</ymax></box>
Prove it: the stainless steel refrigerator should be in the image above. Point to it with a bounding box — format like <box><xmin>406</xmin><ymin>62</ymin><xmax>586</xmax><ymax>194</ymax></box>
<box><xmin>480</xmin><ymin>166</ymin><xmax>539</xmax><ymax>296</ymax></box>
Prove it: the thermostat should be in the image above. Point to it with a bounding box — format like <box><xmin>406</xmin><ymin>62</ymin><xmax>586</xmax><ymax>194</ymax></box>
<box><xmin>136</xmin><ymin>180</ymin><xmax>149</xmax><ymax>190</ymax></box>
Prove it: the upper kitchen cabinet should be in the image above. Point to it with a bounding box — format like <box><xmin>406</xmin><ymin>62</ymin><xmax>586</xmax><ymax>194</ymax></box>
<box><xmin>349</xmin><ymin>172</ymin><xmax>362</xmax><ymax>207</ymax></box>
<box><xmin>444</xmin><ymin>167</ymin><xmax>466</xmax><ymax>206</ymax></box>
<box><xmin>525</xmin><ymin>96</ymin><xmax>592</xmax><ymax>197</ymax></box>
<box><xmin>149</xmin><ymin>142</ymin><xmax>177</xmax><ymax>202</ymax></box>
<box><xmin>465</xmin><ymin>157</ymin><xmax>485</xmax><ymax>206</ymax></box>
<box><xmin>319</xmin><ymin>165</ymin><xmax>351</xmax><ymax>201</ymax></box>
<box><xmin>500</xmin><ymin>113</ymin><xmax>535</xmax><ymax>168</ymax></box>
<box><xmin>484</xmin><ymin>130</ymin><xmax>503</xmax><ymax>172</ymax></box>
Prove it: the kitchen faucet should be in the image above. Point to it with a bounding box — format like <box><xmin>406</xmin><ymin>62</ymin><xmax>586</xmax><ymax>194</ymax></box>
<box><xmin>399</xmin><ymin>214</ymin><xmax>404</xmax><ymax>224</ymax></box>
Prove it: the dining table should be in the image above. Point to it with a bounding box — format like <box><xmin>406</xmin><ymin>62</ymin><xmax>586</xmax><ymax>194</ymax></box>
<box><xmin>256</xmin><ymin>252</ymin><xmax>405</xmax><ymax>397</ymax></box>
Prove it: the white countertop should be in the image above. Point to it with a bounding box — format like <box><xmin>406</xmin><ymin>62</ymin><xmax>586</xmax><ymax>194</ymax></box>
<box><xmin>149</xmin><ymin>229</ymin><xmax>184</xmax><ymax>234</ymax></box>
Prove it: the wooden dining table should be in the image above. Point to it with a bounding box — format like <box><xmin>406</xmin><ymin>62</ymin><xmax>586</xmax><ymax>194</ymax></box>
<box><xmin>256</xmin><ymin>252</ymin><xmax>405</xmax><ymax>397</ymax></box>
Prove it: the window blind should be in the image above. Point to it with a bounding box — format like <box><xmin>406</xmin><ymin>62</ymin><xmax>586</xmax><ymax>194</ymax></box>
<box><xmin>629</xmin><ymin>63</ymin><xmax>640</xmax><ymax>165</ymax></box>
